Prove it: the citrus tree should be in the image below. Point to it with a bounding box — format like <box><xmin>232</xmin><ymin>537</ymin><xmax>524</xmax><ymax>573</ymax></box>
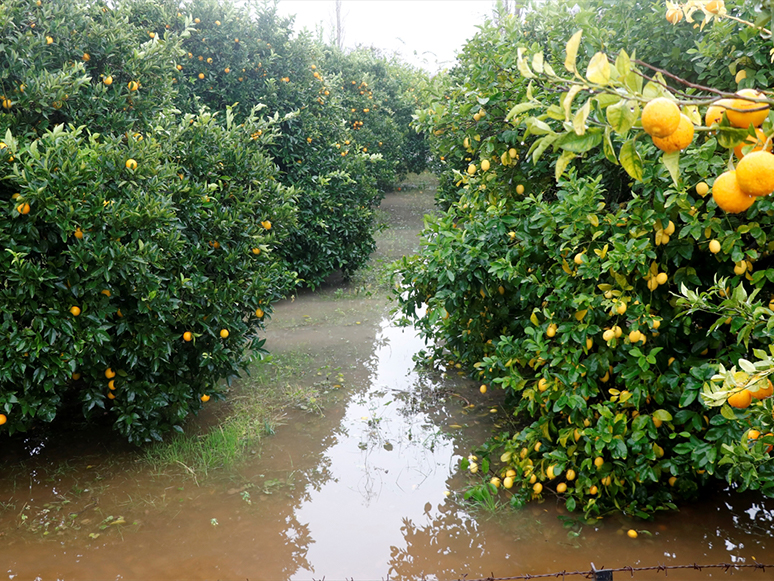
<box><xmin>156</xmin><ymin>0</ymin><xmax>426</xmax><ymax>287</ymax></box>
<box><xmin>0</xmin><ymin>0</ymin><xmax>296</xmax><ymax>442</ymax></box>
<box><xmin>398</xmin><ymin>0</ymin><xmax>774</xmax><ymax>517</ymax></box>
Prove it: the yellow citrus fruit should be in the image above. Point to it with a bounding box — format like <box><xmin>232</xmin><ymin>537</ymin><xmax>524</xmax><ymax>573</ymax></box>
<box><xmin>712</xmin><ymin>170</ymin><xmax>755</xmax><ymax>213</ymax></box>
<box><xmin>198</xmin><ymin>73</ymin><xmax>205</xmax><ymax>80</ymax></box>
<box><xmin>127</xmin><ymin>80</ymin><xmax>139</xmax><ymax>91</ymax></box>
<box><xmin>183</xmin><ymin>331</ymin><xmax>193</xmax><ymax>342</ymax></box>
<box><xmin>108</xmin><ymin>379</ymin><xmax>116</xmax><ymax>390</ymax></box>
<box><xmin>750</xmin><ymin>378</ymin><xmax>774</xmax><ymax>400</ymax></box>
<box><xmin>481</xmin><ymin>159</ymin><xmax>490</xmax><ymax>171</ymax></box>
<box><xmin>105</xmin><ymin>368</ymin><xmax>116</xmax><ymax>379</ymax></box>
<box><xmin>709</xmin><ymin>239</ymin><xmax>721</xmax><ymax>253</ymax></box>
<box><xmin>546</xmin><ymin>324</ymin><xmax>557</xmax><ymax>338</ymax></box>
<box><xmin>532</xmin><ymin>482</ymin><xmax>543</xmax><ymax>494</ymax></box>
<box><xmin>74</xmin><ymin>228</ymin><xmax>84</xmax><ymax>239</ymax></box>
<box><xmin>72</xmin><ymin>372</ymin><xmax>81</xmax><ymax>381</ymax></box>
<box><xmin>666</xmin><ymin>7</ymin><xmax>682</xmax><ymax>24</ymax></box>
<box><xmin>255</xmin><ymin>308</ymin><xmax>264</xmax><ymax>318</ymax></box>
<box><xmin>652</xmin><ymin>416</ymin><xmax>663</xmax><ymax>428</ymax></box>
<box><xmin>219</xmin><ymin>329</ymin><xmax>229</xmax><ymax>339</ymax></box>
<box><xmin>69</xmin><ymin>305</ymin><xmax>81</xmax><ymax>316</ymax></box>
<box><xmin>479</xmin><ymin>385</ymin><xmax>487</xmax><ymax>394</ymax></box>
<box><xmin>641</xmin><ymin>97</ymin><xmax>681</xmax><ymax>138</ymax></box>
<box><xmin>107</xmin><ymin>392</ymin><xmax>116</xmax><ymax>400</ymax></box>
<box><xmin>733</xmin><ymin>127</ymin><xmax>770</xmax><ymax>159</ymax></box>
<box><xmin>201</xmin><ymin>394</ymin><xmax>211</xmax><ymax>402</ymax></box>
<box><xmin>125</xmin><ymin>158</ymin><xmax>138</xmax><ymax>170</ymax></box>
<box><xmin>627</xmin><ymin>529</ymin><xmax>638</xmax><ymax>539</ymax></box>
<box><xmin>652</xmin><ymin>114</ymin><xmax>694</xmax><ymax>152</ymax></box>
<box><xmin>656</xmin><ymin>272</ymin><xmax>668</xmax><ymax>285</ymax></box>
<box><xmin>16</xmin><ymin>202</ymin><xmax>30</xmax><ymax>215</ymax></box>
<box><xmin>594</xmin><ymin>456</ymin><xmax>604</xmax><ymax>468</ymax></box>
<box><xmin>556</xmin><ymin>482</ymin><xmax>567</xmax><ymax>493</ymax></box>
<box><xmin>467</xmin><ymin>164</ymin><xmax>476</xmax><ymax>175</ymax></box>
<box><xmin>603</xmin><ymin>329</ymin><xmax>615</xmax><ymax>341</ymax></box>
<box><xmin>616</xmin><ymin>302</ymin><xmax>627</xmax><ymax>315</ymax></box>
<box><xmin>668</xmin><ymin>476</ymin><xmax>677</xmax><ymax>486</ymax></box>
<box><xmin>696</xmin><ymin>182</ymin><xmax>709</xmax><ymax>197</ymax></box>
<box><xmin>728</xmin><ymin>389</ymin><xmax>753</xmax><ymax>409</ymax></box>
<box><xmin>705</xmin><ymin>99</ymin><xmax>734</xmax><ymax>126</ymax></box>
<box><xmin>589</xmin><ymin>485</ymin><xmax>598</xmax><ymax>495</ymax></box>
<box><xmin>0</xmin><ymin>414</ymin><xmax>7</xmax><ymax>425</ymax></box>
<box><xmin>735</xmin><ymin>151</ymin><xmax>774</xmax><ymax>197</ymax></box>
<box><xmin>503</xmin><ymin>476</ymin><xmax>514</xmax><ymax>489</ymax></box>
<box><xmin>705</xmin><ymin>0</ymin><xmax>722</xmax><ymax>13</ymax></box>
<box><xmin>103</xmin><ymin>75</ymin><xmax>113</xmax><ymax>86</ymax></box>
<box><xmin>727</xmin><ymin>89</ymin><xmax>770</xmax><ymax>128</ymax></box>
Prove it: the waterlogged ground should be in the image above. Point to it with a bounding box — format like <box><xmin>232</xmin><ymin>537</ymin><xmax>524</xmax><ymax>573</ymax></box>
<box><xmin>2</xmin><ymin>182</ymin><xmax>774</xmax><ymax>580</ymax></box>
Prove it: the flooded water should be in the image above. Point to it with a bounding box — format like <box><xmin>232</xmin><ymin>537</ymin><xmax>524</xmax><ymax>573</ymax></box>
<box><xmin>2</xmin><ymin>184</ymin><xmax>774</xmax><ymax>580</ymax></box>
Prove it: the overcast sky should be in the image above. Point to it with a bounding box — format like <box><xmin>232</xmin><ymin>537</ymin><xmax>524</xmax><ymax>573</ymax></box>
<box><xmin>276</xmin><ymin>1</ymin><xmax>495</xmax><ymax>71</ymax></box>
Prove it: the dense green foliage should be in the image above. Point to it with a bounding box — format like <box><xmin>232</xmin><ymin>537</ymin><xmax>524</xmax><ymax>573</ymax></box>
<box><xmin>156</xmin><ymin>0</ymin><xmax>428</xmax><ymax>286</ymax></box>
<box><xmin>0</xmin><ymin>0</ymin><xmax>425</xmax><ymax>441</ymax></box>
<box><xmin>398</xmin><ymin>0</ymin><xmax>774</xmax><ymax>517</ymax></box>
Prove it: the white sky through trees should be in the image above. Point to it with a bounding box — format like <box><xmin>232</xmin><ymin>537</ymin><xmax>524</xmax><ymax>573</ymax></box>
<box><xmin>276</xmin><ymin>0</ymin><xmax>495</xmax><ymax>71</ymax></box>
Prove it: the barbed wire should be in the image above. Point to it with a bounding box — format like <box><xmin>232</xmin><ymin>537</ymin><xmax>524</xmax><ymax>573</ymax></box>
<box><xmin>444</xmin><ymin>561</ymin><xmax>771</xmax><ymax>581</ymax></box>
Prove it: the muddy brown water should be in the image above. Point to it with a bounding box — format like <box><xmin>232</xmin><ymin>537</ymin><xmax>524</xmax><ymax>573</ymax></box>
<box><xmin>2</xmin><ymin>187</ymin><xmax>774</xmax><ymax>580</ymax></box>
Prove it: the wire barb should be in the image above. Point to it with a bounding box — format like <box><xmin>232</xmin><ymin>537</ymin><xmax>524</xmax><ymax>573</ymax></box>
<box><xmin>441</xmin><ymin>561</ymin><xmax>774</xmax><ymax>581</ymax></box>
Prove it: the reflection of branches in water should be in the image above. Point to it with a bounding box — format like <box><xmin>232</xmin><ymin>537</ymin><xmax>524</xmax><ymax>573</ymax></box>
<box><xmin>388</xmin><ymin>505</ymin><xmax>487</xmax><ymax>581</ymax></box>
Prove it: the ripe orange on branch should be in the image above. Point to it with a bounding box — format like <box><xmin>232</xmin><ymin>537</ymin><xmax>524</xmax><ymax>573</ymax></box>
<box><xmin>652</xmin><ymin>114</ymin><xmax>694</xmax><ymax>152</ymax></box>
<box><xmin>726</xmin><ymin>89</ymin><xmax>769</xmax><ymax>129</ymax></box>
<box><xmin>735</xmin><ymin>151</ymin><xmax>774</xmax><ymax>197</ymax></box>
<box><xmin>712</xmin><ymin>170</ymin><xmax>755</xmax><ymax>213</ymax></box>
<box><xmin>641</xmin><ymin>97</ymin><xmax>681</xmax><ymax>138</ymax></box>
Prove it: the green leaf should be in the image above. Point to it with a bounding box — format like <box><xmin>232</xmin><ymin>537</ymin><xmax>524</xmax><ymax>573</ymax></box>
<box><xmin>662</xmin><ymin>151</ymin><xmax>681</xmax><ymax>186</ymax></box>
<box><xmin>555</xmin><ymin>130</ymin><xmax>602</xmax><ymax>153</ymax></box>
<box><xmin>531</xmin><ymin>134</ymin><xmax>559</xmax><ymax>164</ymax></box>
<box><xmin>586</xmin><ymin>52</ymin><xmax>611</xmax><ymax>85</ymax></box>
<box><xmin>562</xmin><ymin>85</ymin><xmax>583</xmax><ymax>121</ymax></box>
<box><xmin>564</xmin><ymin>30</ymin><xmax>583</xmax><ymax>73</ymax></box>
<box><xmin>517</xmin><ymin>47</ymin><xmax>535</xmax><ymax>79</ymax></box>
<box><xmin>720</xmin><ymin>403</ymin><xmax>738</xmax><ymax>421</ymax></box>
<box><xmin>717</xmin><ymin>127</ymin><xmax>753</xmax><ymax>149</ymax></box>
<box><xmin>572</xmin><ymin>99</ymin><xmax>591</xmax><ymax>135</ymax></box>
<box><xmin>506</xmin><ymin>101</ymin><xmax>541</xmax><ymax>122</ymax></box>
<box><xmin>615</xmin><ymin>49</ymin><xmax>631</xmax><ymax>77</ymax></box>
<box><xmin>606</xmin><ymin>99</ymin><xmax>638</xmax><ymax>135</ymax></box>
<box><xmin>653</xmin><ymin>409</ymin><xmax>673</xmax><ymax>421</ymax></box>
<box><xmin>619</xmin><ymin>139</ymin><xmax>643</xmax><ymax>181</ymax></box>
<box><xmin>532</xmin><ymin>51</ymin><xmax>544</xmax><ymax>74</ymax></box>
<box><xmin>603</xmin><ymin>126</ymin><xmax>618</xmax><ymax>165</ymax></box>
<box><xmin>555</xmin><ymin>150</ymin><xmax>577</xmax><ymax>181</ymax></box>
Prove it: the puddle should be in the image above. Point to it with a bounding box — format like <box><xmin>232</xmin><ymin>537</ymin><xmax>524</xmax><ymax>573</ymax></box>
<box><xmin>2</xmin><ymin>184</ymin><xmax>774</xmax><ymax>580</ymax></box>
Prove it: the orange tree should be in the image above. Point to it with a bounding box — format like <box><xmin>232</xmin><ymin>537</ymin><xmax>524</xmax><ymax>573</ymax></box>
<box><xmin>151</xmin><ymin>0</ymin><xmax>424</xmax><ymax>287</ymax></box>
<box><xmin>397</xmin><ymin>0</ymin><xmax>774</xmax><ymax>517</ymax></box>
<box><xmin>321</xmin><ymin>46</ymin><xmax>430</xmax><ymax>190</ymax></box>
<box><xmin>0</xmin><ymin>0</ymin><xmax>296</xmax><ymax>442</ymax></box>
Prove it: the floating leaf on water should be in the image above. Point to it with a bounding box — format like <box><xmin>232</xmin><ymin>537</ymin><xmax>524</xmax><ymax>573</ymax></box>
<box><xmin>449</xmin><ymin>424</ymin><xmax>463</xmax><ymax>429</ymax></box>
<box><xmin>110</xmin><ymin>517</ymin><xmax>126</xmax><ymax>526</ymax></box>
<box><xmin>490</xmin><ymin>408</ymin><xmax>498</xmax><ymax>413</ymax></box>
<box><xmin>88</xmin><ymin>533</ymin><xmax>100</xmax><ymax>539</ymax></box>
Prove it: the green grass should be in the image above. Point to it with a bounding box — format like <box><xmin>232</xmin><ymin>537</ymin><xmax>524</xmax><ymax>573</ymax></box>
<box><xmin>143</xmin><ymin>351</ymin><xmax>323</xmax><ymax>480</ymax></box>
